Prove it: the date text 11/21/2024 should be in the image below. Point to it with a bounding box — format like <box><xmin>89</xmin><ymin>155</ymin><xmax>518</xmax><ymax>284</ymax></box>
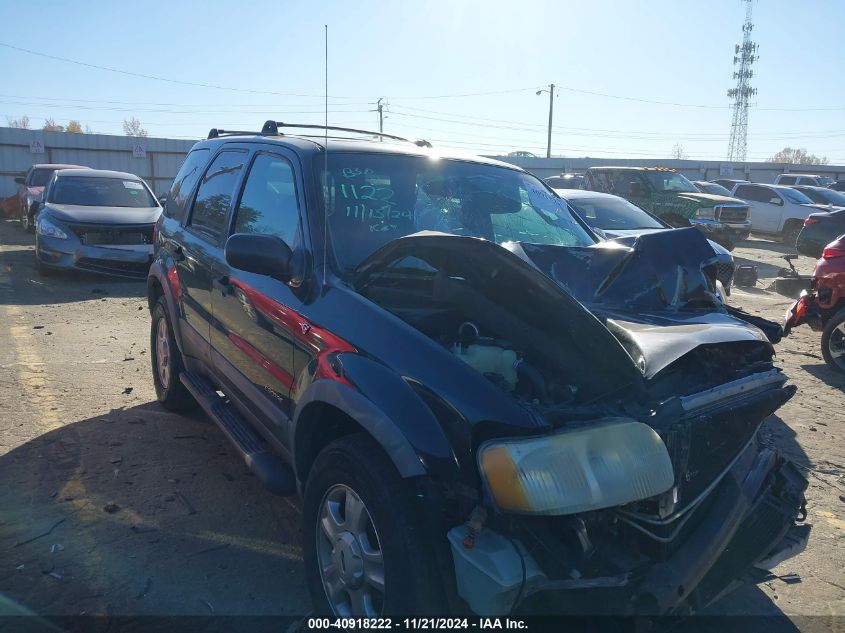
<box><xmin>306</xmin><ymin>618</ymin><xmax>529</xmax><ymax>630</ymax></box>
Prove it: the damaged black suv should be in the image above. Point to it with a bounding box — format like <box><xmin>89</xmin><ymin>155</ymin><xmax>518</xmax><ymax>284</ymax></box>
<box><xmin>147</xmin><ymin>121</ymin><xmax>808</xmax><ymax>617</ymax></box>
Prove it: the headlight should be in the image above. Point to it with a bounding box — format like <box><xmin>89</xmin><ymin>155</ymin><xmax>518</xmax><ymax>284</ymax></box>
<box><xmin>693</xmin><ymin>207</ymin><xmax>716</xmax><ymax>220</ymax></box>
<box><xmin>36</xmin><ymin>217</ymin><xmax>68</xmax><ymax>240</ymax></box>
<box><xmin>478</xmin><ymin>418</ymin><xmax>674</xmax><ymax>515</ymax></box>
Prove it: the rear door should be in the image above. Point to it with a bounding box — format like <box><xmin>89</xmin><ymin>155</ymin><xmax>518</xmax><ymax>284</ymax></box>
<box><xmin>178</xmin><ymin>148</ymin><xmax>247</xmax><ymax>360</ymax></box>
<box><xmin>210</xmin><ymin>149</ymin><xmax>305</xmax><ymax>442</ymax></box>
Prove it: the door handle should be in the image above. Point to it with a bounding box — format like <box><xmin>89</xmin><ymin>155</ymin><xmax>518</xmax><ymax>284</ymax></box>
<box><xmin>213</xmin><ymin>275</ymin><xmax>233</xmax><ymax>297</ymax></box>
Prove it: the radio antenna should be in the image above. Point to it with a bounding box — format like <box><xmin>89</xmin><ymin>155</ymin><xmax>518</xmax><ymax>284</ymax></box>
<box><xmin>322</xmin><ymin>24</ymin><xmax>329</xmax><ymax>288</ymax></box>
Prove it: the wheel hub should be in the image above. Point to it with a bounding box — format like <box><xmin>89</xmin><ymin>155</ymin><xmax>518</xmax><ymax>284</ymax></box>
<box><xmin>332</xmin><ymin>531</ymin><xmax>364</xmax><ymax>589</ymax></box>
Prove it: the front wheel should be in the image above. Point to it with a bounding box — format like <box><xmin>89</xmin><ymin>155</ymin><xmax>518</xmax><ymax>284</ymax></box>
<box><xmin>303</xmin><ymin>434</ymin><xmax>445</xmax><ymax>616</ymax></box>
<box><xmin>821</xmin><ymin>309</ymin><xmax>845</xmax><ymax>373</ymax></box>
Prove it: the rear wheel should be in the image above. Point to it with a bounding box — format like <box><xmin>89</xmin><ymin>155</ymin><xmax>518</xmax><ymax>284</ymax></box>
<box><xmin>821</xmin><ymin>309</ymin><xmax>845</xmax><ymax>373</ymax></box>
<box><xmin>303</xmin><ymin>434</ymin><xmax>445</xmax><ymax>616</ymax></box>
<box><xmin>150</xmin><ymin>296</ymin><xmax>195</xmax><ymax>410</ymax></box>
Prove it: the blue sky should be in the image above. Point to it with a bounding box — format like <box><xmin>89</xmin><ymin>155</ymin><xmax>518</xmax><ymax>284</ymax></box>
<box><xmin>2</xmin><ymin>0</ymin><xmax>844</xmax><ymax>161</ymax></box>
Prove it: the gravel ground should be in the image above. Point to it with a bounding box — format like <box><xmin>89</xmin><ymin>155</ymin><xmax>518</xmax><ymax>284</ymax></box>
<box><xmin>0</xmin><ymin>221</ymin><xmax>843</xmax><ymax>628</ymax></box>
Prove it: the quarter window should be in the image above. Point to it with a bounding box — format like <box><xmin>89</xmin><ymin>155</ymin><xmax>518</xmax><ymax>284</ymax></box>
<box><xmin>166</xmin><ymin>148</ymin><xmax>210</xmax><ymax>221</ymax></box>
<box><xmin>233</xmin><ymin>153</ymin><xmax>300</xmax><ymax>245</ymax></box>
<box><xmin>189</xmin><ymin>150</ymin><xmax>246</xmax><ymax>240</ymax></box>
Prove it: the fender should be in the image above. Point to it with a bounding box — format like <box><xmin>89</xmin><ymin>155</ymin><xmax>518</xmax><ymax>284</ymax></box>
<box><xmin>292</xmin><ymin>354</ymin><xmax>465</xmax><ymax>484</ymax></box>
<box><xmin>147</xmin><ymin>259</ymin><xmax>185</xmax><ymax>353</ymax></box>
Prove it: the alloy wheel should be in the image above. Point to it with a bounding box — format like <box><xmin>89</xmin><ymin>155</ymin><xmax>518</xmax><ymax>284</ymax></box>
<box><xmin>155</xmin><ymin>317</ymin><xmax>171</xmax><ymax>389</ymax></box>
<box><xmin>828</xmin><ymin>321</ymin><xmax>845</xmax><ymax>370</ymax></box>
<box><xmin>316</xmin><ymin>484</ymin><xmax>385</xmax><ymax>616</ymax></box>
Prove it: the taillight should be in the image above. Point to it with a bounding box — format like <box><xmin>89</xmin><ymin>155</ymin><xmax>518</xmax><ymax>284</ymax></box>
<box><xmin>822</xmin><ymin>246</ymin><xmax>845</xmax><ymax>259</ymax></box>
<box><xmin>804</xmin><ymin>217</ymin><xmax>820</xmax><ymax>225</ymax></box>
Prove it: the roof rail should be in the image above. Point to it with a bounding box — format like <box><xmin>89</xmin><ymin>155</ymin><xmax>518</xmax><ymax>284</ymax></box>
<box><xmin>261</xmin><ymin>120</ymin><xmax>432</xmax><ymax>148</ymax></box>
<box><xmin>207</xmin><ymin>128</ymin><xmax>261</xmax><ymax>139</ymax></box>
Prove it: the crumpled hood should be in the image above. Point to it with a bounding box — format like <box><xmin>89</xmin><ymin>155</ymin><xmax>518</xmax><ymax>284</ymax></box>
<box><xmin>675</xmin><ymin>192</ymin><xmax>746</xmax><ymax>207</ymax></box>
<box><xmin>602</xmin><ymin>311</ymin><xmax>770</xmax><ymax>379</ymax></box>
<box><xmin>44</xmin><ymin>203</ymin><xmax>161</xmax><ymax>225</ymax></box>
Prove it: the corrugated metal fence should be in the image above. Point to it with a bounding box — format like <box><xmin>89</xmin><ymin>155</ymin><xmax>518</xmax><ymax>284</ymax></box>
<box><xmin>0</xmin><ymin>127</ymin><xmax>196</xmax><ymax>197</ymax></box>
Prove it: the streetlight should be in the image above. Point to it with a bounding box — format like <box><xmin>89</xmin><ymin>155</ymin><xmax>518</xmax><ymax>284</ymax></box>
<box><xmin>536</xmin><ymin>84</ymin><xmax>556</xmax><ymax>158</ymax></box>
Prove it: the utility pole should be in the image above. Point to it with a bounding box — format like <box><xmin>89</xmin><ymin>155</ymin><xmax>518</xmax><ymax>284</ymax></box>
<box><xmin>536</xmin><ymin>84</ymin><xmax>555</xmax><ymax>158</ymax></box>
<box><xmin>376</xmin><ymin>97</ymin><xmax>385</xmax><ymax>140</ymax></box>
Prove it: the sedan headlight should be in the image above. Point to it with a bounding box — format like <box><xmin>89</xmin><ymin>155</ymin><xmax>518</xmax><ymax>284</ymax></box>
<box><xmin>36</xmin><ymin>217</ymin><xmax>68</xmax><ymax>240</ymax></box>
<box><xmin>478</xmin><ymin>418</ymin><xmax>674</xmax><ymax>515</ymax></box>
<box><xmin>693</xmin><ymin>207</ymin><xmax>716</xmax><ymax>220</ymax></box>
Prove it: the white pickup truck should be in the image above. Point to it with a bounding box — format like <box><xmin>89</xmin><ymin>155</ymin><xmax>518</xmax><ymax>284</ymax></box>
<box><xmin>731</xmin><ymin>182</ymin><xmax>842</xmax><ymax>244</ymax></box>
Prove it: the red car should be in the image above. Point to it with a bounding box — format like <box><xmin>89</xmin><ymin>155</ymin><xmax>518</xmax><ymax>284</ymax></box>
<box><xmin>784</xmin><ymin>235</ymin><xmax>845</xmax><ymax>372</ymax></box>
<box><xmin>15</xmin><ymin>163</ymin><xmax>85</xmax><ymax>232</ymax></box>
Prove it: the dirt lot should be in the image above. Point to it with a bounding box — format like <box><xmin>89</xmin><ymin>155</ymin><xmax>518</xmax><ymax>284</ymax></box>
<box><xmin>0</xmin><ymin>219</ymin><xmax>843</xmax><ymax>627</ymax></box>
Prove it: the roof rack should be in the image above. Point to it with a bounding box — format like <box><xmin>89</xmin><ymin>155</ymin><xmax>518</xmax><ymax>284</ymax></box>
<box><xmin>207</xmin><ymin>128</ymin><xmax>261</xmax><ymax>139</ymax></box>
<box><xmin>260</xmin><ymin>120</ymin><xmax>432</xmax><ymax>148</ymax></box>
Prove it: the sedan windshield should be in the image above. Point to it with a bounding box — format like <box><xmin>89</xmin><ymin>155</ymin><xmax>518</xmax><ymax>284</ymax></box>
<box><xmin>644</xmin><ymin>171</ymin><xmax>699</xmax><ymax>193</ymax></box>
<box><xmin>564</xmin><ymin>195</ymin><xmax>664</xmax><ymax>230</ymax></box>
<box><xmin>781</xmin><ymin>188</ymin><xmax>814</xmax><ymax>205</ymax></box>
<box><xmin>798</xmin><ymin>188</ymin><xmax>845</xmax><ymax>206</ymax></box>
<box><xmin>50</xmin><ymin>177</ymin><xmax>157</xmax><ymax>207</ymax></box>
<box><xmin>319</xmin><ymin>153</ymin><xmax>595</xmax><ymax>271</ymax></box>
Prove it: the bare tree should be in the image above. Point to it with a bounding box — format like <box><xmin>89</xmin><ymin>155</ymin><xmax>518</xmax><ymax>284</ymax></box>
<box><xmin>671</xmin><ymin>143</ymin><xmax>688</xmax><ymax>160</ymax></box>
<box><xmin>7</xmin><ymin>115</ymin><xmax>30</xmax><ymax>129</ymax></box>
<box><xmin>122</xmin><ymin>117</ymin><xmax>148</xmax><ymax>137</ymax></box>
<box><xmin>66</xmin><ymin>120</ymin><xmax>83</xmax><ymax>134</ymax></box>
<box><xmin>43</xmin><ymin>118</ymin><xmax>65</xmax><ymax>132</ymax></box>
<box><xmin>768</xmin><ymin>147</ymin><xmax>828</xmax><ymax>165</ymax></box>
<box><xmin>84</xmin><ymin>125</ymin><xmax>95</xmax><ymax>134</ymax></box>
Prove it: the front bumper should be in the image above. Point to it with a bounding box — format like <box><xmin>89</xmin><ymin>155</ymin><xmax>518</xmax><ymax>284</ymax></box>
<box><xmin>449</xmin><ymin>444</ymin><xmax>808</xmax><ymax>616</ymax></box>
<box><xmin>690</xmin><ymin>218</ymin><xmax>752</xmax><ymax>242</ymax></box>
<box><xmin>36</xmin><ymin>234</ymin><xmax>152</xmax><ymax>279</ymax></box>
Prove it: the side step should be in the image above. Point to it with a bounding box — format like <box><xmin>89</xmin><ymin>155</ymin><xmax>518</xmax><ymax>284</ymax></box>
<box><xmin>180</xmin><ymin>371</ymin><xmax>296</xmax><ymax>496</ymax></box>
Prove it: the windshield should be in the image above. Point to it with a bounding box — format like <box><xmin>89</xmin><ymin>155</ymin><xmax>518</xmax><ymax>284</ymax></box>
<box><xmin>799</xmin><ymin>188</ymin><xmax>845</xmax><ymax>206</ymax></box>
<box><xmin>643</xmin><ymin>171</ymin><xmax>699</xmax><ymax>193</ymax></box>
<box><xmin>781</xmin><ymin>188</ymin><xmax>814</xmax><ymax>205</ymax></box>
<box><xmin>698</xmin><ymin>182</ymin><xmax>732</xmax><ymax>196</ymax></box>
<box><xmin>50</xmin><ymin>177</ymin><xmax>158</xmax><ymax>207</ymax></box>
<box><xmin>29</xmin><ymin>168</ymin><xmax>56</xmax><ymax>187</ymax></box>
<box><xmin>565</xmin><ymin>195</ymin><xmax>664</xmax><ymax>231</ymax></box>
<box><xmin>817</xmin><ymin>176</ymin><xmax>835</xmax><ymax>186</ymax></box>
<box><xmin>318</xmin><ymin>153</ymin><xmax>595</xmax><ymax>271</ymax></box>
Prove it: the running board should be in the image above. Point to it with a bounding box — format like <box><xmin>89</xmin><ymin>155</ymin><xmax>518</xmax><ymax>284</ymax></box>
<box><xmin>180</xmin><ymin>371</ymin><xmax>296</xmax><ymax>496</ymax></box>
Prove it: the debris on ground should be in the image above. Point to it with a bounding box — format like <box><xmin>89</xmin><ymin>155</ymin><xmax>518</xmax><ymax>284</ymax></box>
<box><xmin>103</xmin><ymin>503</ymin><xmax>120</xmax><ymax>514</ymax></box>
<box><xmin>122</xmin><ymin>387</ymin><xmax>133</xmax><ymax>394</ymax></box>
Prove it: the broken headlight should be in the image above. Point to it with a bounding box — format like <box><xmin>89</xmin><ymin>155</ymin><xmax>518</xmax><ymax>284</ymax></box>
<box><xmin>478</xmin><ymin>418</ymin><xmax>674</xmax><ymax>515</ymax></box>
<box><xmin>693</xmin><ymin>207</ymin><xmax>716</xmax><ymax>220</ymax></box>
<box><xmin>36</xmin><ymin>217</ymin><xmax>68</xmax><ymax>240</ymax></box>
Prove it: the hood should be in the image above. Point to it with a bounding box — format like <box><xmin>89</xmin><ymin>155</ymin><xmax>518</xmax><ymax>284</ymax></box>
<box><xmin>674</xmin><ymin>192</ymin><xmax>746</xmax><ymax>207</ymax></box>
<box><xmin>26</xmin><ymin>186</ymin><xmax>45</xmax><ymax>200</ymax></box>
<box><xmin>601</xmin><ymin>227</ymin><xmax>666</xmax><ymax>240</ymax></box>
<box><xmin>601</xmin><ymin>228</ymin><xmax>731</xmax><ymax>262</ymax></box>
<box><xmin>602</xmin><ymin>311</ymin><xmax>770</xmax><ymax>379</ymax></box>
<box><xmin>44</xmin><ymin>203</ymin><xmax>161</xmax><ymax>225</ymax></box>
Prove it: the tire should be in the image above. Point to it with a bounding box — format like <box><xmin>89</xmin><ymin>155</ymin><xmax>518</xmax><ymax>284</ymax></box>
<box><xmin>150</xmin><ymin>295</ymin><xmax>195</xmax><ymax>410</ymax></box>
<box><xmin>821</xmin><ymin>309</ymin><xmax>845</xmax><ymax>374</ymax></box>
<box><xmin>782</xmin><ymin>222</ymin><xmax>801</xmax><ymax>247</ymax></box>
<box><xmin>303</xmin><ymin>433</ymin><xmax>445</xmax><ymax>616</ymax></box>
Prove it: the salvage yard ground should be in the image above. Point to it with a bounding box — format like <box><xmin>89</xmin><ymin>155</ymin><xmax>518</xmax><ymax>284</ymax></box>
<box><xmin>0</xmin><ymin>219</ymin><xmax>843</xmax><ymax>627</ymax></box>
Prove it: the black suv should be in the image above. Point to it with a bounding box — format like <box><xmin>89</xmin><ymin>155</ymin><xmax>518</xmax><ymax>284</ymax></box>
<box><xmin>147</xmin><ymin>122</ymin><xmax>807</xmax><ymax>617</ymax></box>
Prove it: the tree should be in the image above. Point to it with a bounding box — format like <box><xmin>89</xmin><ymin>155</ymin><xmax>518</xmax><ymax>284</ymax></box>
<box><xmin>66</xmin><ymin>120</ymin><xmax>83</xmax><ymax>134</ymax></box>
<box><xmin>123</xmin><ymin>117</ymin><xmax>148</xmax><ymax>137</ymax></box>
<box><xmin>671</xmin><ymin>143</ymin><xmax>688</xmax><ymax>160</ymax></box>
<box><xmin>43</xmin><ymin>118</ymin><xmax>65</xmax><ymax>132</ymax></box>
<box><xmin>768</xmin><ymin>147</ymin><xmax>828</xmax><ymax>165</ymax></box>
<box><xmin>7</xmin><ymin>115</ymin><xmax>30</xmax><ymax>129</ymax></box>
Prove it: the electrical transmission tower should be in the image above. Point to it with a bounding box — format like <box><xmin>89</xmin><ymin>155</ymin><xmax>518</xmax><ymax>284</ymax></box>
<box><xmin>726</xmin><ymin>0</ymin><xmax>758</xmax><ymax>162</ymax></box>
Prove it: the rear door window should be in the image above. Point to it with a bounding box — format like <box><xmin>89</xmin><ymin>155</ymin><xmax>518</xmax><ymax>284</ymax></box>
<box><xmin>166</xmin><ymin>148</ymin><xmax>210</xmax><ymax>222</ymax></box>
<box><xmin>778</xmin><ymin>176</ymin><xmax>796</xmax><ymax>185</ymax></box>
<box><xmin>188</xmin><ymin>150</ymin><xmax>246</xmax><ymax>241</ymax></box>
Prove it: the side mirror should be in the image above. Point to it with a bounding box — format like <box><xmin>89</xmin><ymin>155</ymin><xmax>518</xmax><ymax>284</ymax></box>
<box><xmin>224</xmin><ymin>233</ymin><xmax>293</xmax><ymax>282</ymax></box>
<box><xmin>628</xmin><ymin>181</ymin><xmax>643</xmax><ymax>197</ymax></box>
<box><xmin>14</xmin><ymin>177</ymin><xmax>24</xmax><ymax>185</ymax></box>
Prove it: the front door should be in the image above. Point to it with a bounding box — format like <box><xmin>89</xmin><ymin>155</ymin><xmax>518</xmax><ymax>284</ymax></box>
<box><xmin>211</xmin><ymin>150</ymin><xmax>305</xmax><ymax>441</ymax></box>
